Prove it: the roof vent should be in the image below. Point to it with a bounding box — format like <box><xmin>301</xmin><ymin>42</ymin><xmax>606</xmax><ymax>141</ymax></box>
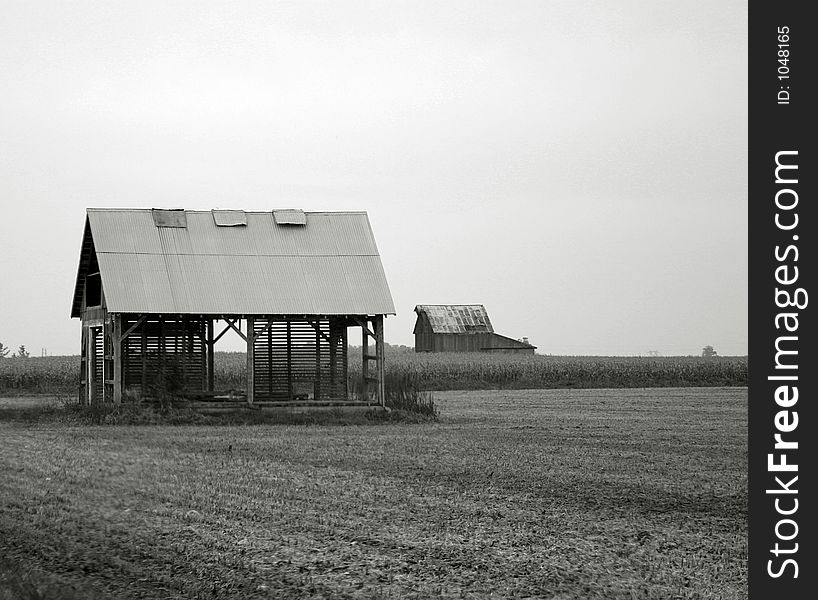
<box><xmin>212</xmin><ymin>209</ymin><xmax>247</xmax><ymax>227</ymax></box>
<box><xmin>152</xmin><ymin>209</ymin><xmax>187</xmax><ymax>228</ymax></box>
<box><xmin>273</xmin><ymin>209</ymin><xmax>306</xmax><ymax>226</ymax></box>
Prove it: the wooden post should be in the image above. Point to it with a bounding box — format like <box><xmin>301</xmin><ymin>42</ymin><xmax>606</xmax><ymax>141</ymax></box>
<box><xmin>174</xmin><ymin>316</ymin><xmax>180</xmax><ymax>373</ymax></box>
<box><xmin>342</xmin><ymin>325</ymin><xmax>348</xmax><ymax>400</ymax></box>
<box><xmin>82</xmin><ymin>326</ymin><xmax>90</xmax><ymax>404</ymax></box>
<box><xmin>86</xmin><ymin>326</ymin><xmax>94</xmax><ymax>405</ymax></box>
<box><xmin>314</xmin><ymin>322</ymin><xmax>321</xmax><ymax>400</ymax></box>
<box><xmin>206</xmin><ymin>319</ymin><xmax>214</xmax><ymax>391</ymax></box>
<box><xmin>113</xmin><ymin>314</ymin><xmax>122</xmax><ymax>404</ymax></box>
<box><xmin>102</xmin><ymin>317</ymin><xmax>109</xmax><ymax>403</ymax></box>
<box><xmin>329</xmin><ymin>320</ymin><xmax>337</xmax><ymax>397</ymax></box>
<box><xmin>286</xmin><ymin>320</ymin><xmax>293</xmax><ymax>400</ymax></box>
<box><xmin>180</xmin><ymin>316</ymin><xmax>187</xmax><ymax>390</ymax></box>
<box><xmin>140</xmin><ymin>317</ymin><xmax>147</xmax><ymax>394</ymax></box>
<box><xmin>266</xmin><ymin>318</ymin><xmax>272</xmax><ymax>400</ymax></box>
<box><xmin>361</xmin><ymin>320</ymin><xmax>369</xmax><ymax>402</ymax></box>
<box><xmin>159</xmin><ymin>316</ymin><xmax>165</xmax><ymax>368</ymax></box>
<box><xmin>374</xmin><ymin>315</ymin><xmax>385</xmax><ymax>408</ymax></box>
<box><xmin>264</xmin><ymin>316</ymin><xmax>275</xmax><ymax>398</ymax></box>
<box><xmin>246</xmin><ymin>318</ymin><xmax>254</xmax><ymax>404</ymax></box>
<box><xmin>199</xmin><ymin>319</ymin><xmax>205</xmax><ymax>391</ymax></box>
<box><xmin>78</xmin><ymin>327</ymin><xmax>86</xmax><ymax>403</ymax></box>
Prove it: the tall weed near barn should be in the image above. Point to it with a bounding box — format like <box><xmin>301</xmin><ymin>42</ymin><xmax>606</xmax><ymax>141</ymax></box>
<box><xmin>348</xmin><ymin>370</ymin><xmax>438</xmax><ymax>419</ymax></box>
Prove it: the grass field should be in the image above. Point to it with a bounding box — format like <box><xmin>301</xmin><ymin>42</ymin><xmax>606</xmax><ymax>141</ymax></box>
<box><xmin>0</xmin><ymin>387</ymin><xmax>747</xmax><ymax>599</ymax></box>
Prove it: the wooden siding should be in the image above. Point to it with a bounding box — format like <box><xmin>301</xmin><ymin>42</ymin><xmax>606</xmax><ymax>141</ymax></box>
<box><xmin>414</xmin><ymin>313</ymin><xmax>535</xmax><ymax>354</ymax></box>
<box><xmin>415</xmin><ymin>331</ymin><xmax>535</xmax><ymax>354</ymax></box>
<box><xmin>414</xmin><ymin>306</ymin><xmax>535</xmax><ymax>354</ymax></box>
<box><xmin>250</xmin><ymin>317</ymin><xmax>348</xmax><ymax>402</ymax></box>
<box><xmin>413</xmin><ymin>313</ymin><xmax>434</xmax><ymax>352</ymax></box>
<box><xmin>121</xmin><ymin>316</ymin><xmax>207</xmax><ymax>396</ymax></box>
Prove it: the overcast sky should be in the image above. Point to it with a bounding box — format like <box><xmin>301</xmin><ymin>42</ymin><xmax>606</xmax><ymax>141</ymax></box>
<box><xmin>0</xmin><ymin>0</ymin><xmax>747</xmax><ymax>356</ymax></box>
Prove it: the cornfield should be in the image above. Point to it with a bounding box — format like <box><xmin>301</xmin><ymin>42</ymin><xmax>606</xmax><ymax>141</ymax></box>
<box><xmin>368</xmin><ymin>352</ymin><xmax>748</xmax><ymax>390</ymax></box>
<box><xmin>0</xmin><ymin>356</ymin><xmax>78</xmax><ymax>395</ymax></box>
<box><xmin>0</xmin><ymin>351</ymin><xmax>747</xmax><ymax>396</ymax></box>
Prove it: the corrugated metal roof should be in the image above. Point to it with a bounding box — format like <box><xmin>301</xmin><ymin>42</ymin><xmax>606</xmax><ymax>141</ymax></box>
<box><xmin>88</xmin><ymin>210</ymin><xmax>380</xmax><ymax>256</ymax></box>
<box><xmin>414</xmin><ymin>305</ymin><xmax>494</xmax><ymax>334</ymax></box>
<box><xmin>72</xmin><ymin>209</ymin><xmax>395</xmax><ymax>317</ymax></box>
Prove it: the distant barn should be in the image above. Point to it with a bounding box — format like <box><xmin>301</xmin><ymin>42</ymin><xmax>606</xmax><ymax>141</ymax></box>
<box><xmin>413</xmin><ymin>305</ymin><xmax>536</xmax><ymax>354</ymax></box>
<box><xmin>71</xmin><ymin>208</ymin><xmax>395</xmax><ymax>407</ymax></box>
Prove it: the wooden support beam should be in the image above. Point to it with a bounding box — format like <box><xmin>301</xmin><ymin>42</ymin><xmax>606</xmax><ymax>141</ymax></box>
<box><xmin>119</xmin><ymin>314</ymin><xmax>148</xmax><ymax>342</ymax></box>
<box><xmin>181</xmin><ymin>316</ymin><xmax>187</xmax><ymax>389</ymax></box>
<box><xmin>101</xmin><ymin>318</ymin><xmax>109</xmax><ymax>404</ymax></box>
<box><xmin>113</xmin><ymin>314</ymin><xmax>122</xmax><ymax>404</ymax></box>
<box><xmin>199</xmin><ymin>320</ymin><xmax>206</xmax><ymax>391</ymax></box>
<box><xmin>286</xmin><ymin>320</ymin><xmax>293</xmax><ymax>400</ymax></box>
<box><xmin>219</xmin><ymin>318</ymin><xmax>246</xmax><ymax>342</ymax></box>
<box><xmin>174</xmin><ymin>316</ymin><xmax>180</xmax><ymax>361</ymax></box>
<box><xmin>329</xmin><ymin>324</ymin><xmax>337</xmax><ymax>394</ymax></box>
<box><xmin>266</xmin><ymin>319</ymin><xmax>273</xmax><ymax>400</ymax></box>
<box><xmin>141</xmin><ymin>318</ymin><xmax>147</xmax><ymax>394</ymax></box>
<box><xmin>251</xmin><ymin>318</ymin><xmax>275</xmax><ymax>343</ymax></box>
<box><xmin>212</xmin><ymin>322</ymin><xmax>232</xmax><ymax>344</ymax></box>
<box><xmin>307</xmin><ymin>320</ymin><xmax>331</xmax><ymax>343</ymax></box>
<box><xmin>374</xmin><ymin>315</ymin><xmax>385</xmax><ymax>408</ymax></box>
<box><xmin>246</xmin><ymin>317</ymin><xmax>254</xmax><ymax>405</ymax></box>
<box><xmin>342</xmin><ymin>325</ymin><xmax>349</xmax><ymax>400</ymax></box>
<box><xmin>80</xmin><ymin>326</ymin><xmax>87</xmax><ymax>404</ymax></box>
<box><xmin>159</xmin><ymin>316</ymin><xmax>165</xmax><ymax>366</ymax></box>
<box><xmin>355</xmin><ymin>318</ymin><xmax>375</xmax><ymax>339</ymax></box>
<box><xmin>227</xmin><ymin>318</ymin><xmax>247</xmax><ymax>342</ymax></box>
<box><xmin>212</xmin><ymin>400</ymin><xmax>372</xmax><ymax>408</ymax></box>
<box><xmin>361</xmin><ymin>320</ymin><xmax>369</xmax><ymax>402</ymax></box>
<box><xmin>78</xmin><ymin>328</ymin><xmax>85</xmax><ymax>403</ymax></box>
<box><xmin>86</xmin><ymin>326</ymin><xmax>95</xmax><ymax>405</ymax></box>
<box><xmin>207</xmin><ymin>319</ymin><xmax>214</xmax><ymax>392</ymax></box>
<box><xmin>315</xmin><ymin>324</ymin><xmax>321</xmax><ymax>400</ymax></box>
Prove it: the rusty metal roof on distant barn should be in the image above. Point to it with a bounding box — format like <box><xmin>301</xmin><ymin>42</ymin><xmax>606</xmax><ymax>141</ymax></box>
<box><xmin>71</xmin><ymin>208</ymin><xmax>396</xmax><ymax>317</ymax></box>
<box><xmin>414</xmin><ymin>305</ymin><xmax>495</xmax><ymax>334</ymax></box>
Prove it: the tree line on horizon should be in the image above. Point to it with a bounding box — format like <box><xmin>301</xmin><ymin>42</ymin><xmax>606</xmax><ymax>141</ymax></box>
<box><xmin>0</xmin><ymin>342</ymin><xmax>29</xmax><ymax>359</ymax></box>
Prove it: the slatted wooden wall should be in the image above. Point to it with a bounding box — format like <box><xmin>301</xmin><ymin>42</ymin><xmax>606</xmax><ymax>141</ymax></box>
<box><xmin>252</xmin><ymin>318</ymin><xmax>348</xmax><ymax>401</ymax></box>
<box><xmin>103</xmin><ymin>326</ymin><xmax>115</xmax><ymax>402</ymax></box>
<box><xmin>79</xmin><ymin>330</ymin><xmax>87</xmax><ymax>402</ymax></box>
<box><xmin>121</xmin><ymin>316</ymin><xmax>206</xmax><ymax>396</ymax></box>
<box><xmin>92</xmin><ymin>327</ymin><xmax>104</xmax><ymax>403</ymax></box>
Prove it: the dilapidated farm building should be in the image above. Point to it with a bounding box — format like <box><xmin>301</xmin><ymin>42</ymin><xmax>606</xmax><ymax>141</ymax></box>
<box><xmin>71</xmin><ymin>208</ymin><xmax>395</xmax><ymax>407</ymax></box>
<box><xmin>413</xmin><ymin>305</ymin><xmax>536</xmax><ymax>354</ymax></box>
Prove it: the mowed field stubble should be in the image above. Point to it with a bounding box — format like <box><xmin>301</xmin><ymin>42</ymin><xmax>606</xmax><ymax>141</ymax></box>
<box><xmin>0</xmin><ymin>387</ymin><xmax>747</xmax><ymax>599</ymax></box>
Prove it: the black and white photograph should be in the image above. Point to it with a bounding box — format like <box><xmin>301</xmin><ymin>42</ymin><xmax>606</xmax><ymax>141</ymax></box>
<box><xmin>0</xmin><ymin>1</ymin><xmax>802</xmax><ymax>598</ymax></box>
